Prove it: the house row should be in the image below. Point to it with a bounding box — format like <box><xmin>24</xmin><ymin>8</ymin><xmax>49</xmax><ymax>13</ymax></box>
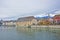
<box><xmin>2</xmin><ymin>14</ymin><xmax>60</xmax><ymax>27</ymax></box>
<box><xmin>2</xmin><ymin>16</ymin><xmax>37</xmax><ymax>26</ymax></box>
<box><xmin>37</xmin><ymin>14</ymin><xmax>60</xmax><ymax>25</ymax></box>
<box><xmin>2</xmin><ymin>20</ymin><xmax>16</xmax><ymax>26</ymax></box>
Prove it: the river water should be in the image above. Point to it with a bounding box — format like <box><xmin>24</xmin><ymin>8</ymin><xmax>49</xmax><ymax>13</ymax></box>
<box><xmin>0</xmin><ymin>26</ymin><xmax>60</xmax><ymax>40</ymax></box>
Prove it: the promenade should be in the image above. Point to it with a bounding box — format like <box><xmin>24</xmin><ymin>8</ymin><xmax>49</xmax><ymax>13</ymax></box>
<box><xmin>31</xmin><ymin>25</ymin><xmax>60</xmax><ymax>28</ymax></box>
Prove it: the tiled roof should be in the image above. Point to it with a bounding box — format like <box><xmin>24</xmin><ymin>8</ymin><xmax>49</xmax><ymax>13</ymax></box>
<box><xmin>17</xmin><ymin>16</ymin><xmax>35</xmax><ymax>22</ymax></box>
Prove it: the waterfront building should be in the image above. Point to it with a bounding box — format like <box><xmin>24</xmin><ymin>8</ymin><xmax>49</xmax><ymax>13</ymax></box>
<box><xmin>53</xmin><ymin>14</ymin><xmax>60</xmax><ymax>24</ymax></box>
<box><xmin>37</xmin><ymin>19</ymin><xmax>50</xmax><ymax>25</ymax></box>
<box><xmin>47</xmin><ymin>18</ymin><xmax>54</xmax><ymax>24</ymax></box>
<box><xmin>16</xmin><ymin>16</ymin><xmax>37</xmax><ymax>27</ymax></box>
<box><xmin>37</xmin><ymin>16</ymin><xmax>51</xmax><ymax>25</ymax></box>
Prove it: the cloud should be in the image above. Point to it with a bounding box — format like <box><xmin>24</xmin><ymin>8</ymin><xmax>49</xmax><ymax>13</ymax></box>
<box><xmin>0</xmin><ymin>0</ymin><xmax>60</xmax><ymax>19</ymax></box>
<box><xmin>55</xmin><ymin>10</ymin><xmax>60</xmax><ymax>14</ymax></box>
<box><xmin>49</xmin><ymin>10</ymin><xmax>60</xmax><ymax>17</ymax></box>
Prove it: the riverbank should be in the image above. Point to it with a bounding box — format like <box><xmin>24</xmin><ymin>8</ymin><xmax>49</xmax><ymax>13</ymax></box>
<box><xmin>0</xmin><ymin>25</ymin><xmax>60</xmax><ymax>29</ymax></box>
<box><xmin>31</xmin><ymin>25</ymin><xmax>60</xmax><ymax>28</ymax></box>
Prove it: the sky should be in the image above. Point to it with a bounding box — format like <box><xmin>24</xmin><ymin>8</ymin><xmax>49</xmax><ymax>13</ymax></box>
<box><xmin>0</xmin><ymin>0</ymin><xmax>60</xmax><ymax>20</ymax></box>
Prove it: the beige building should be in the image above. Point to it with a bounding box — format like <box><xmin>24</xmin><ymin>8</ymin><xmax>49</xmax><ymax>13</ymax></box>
<box><xmin>16</xmin><ymin>16</ymin><xmax>37</xmax><ymax>27</ymax></box>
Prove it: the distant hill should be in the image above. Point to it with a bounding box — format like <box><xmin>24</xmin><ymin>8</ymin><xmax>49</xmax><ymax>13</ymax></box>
<box><xmin>35</xmin><ymin>16</ymin><xmax>53</xmax><ymax>20</ymax></box>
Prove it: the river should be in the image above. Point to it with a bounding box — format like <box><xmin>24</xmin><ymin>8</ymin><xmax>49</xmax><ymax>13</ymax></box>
<box><xmin>0</xmin><ymin>26</ymin><xmax>60</xmax><ymax>40</ymax></box>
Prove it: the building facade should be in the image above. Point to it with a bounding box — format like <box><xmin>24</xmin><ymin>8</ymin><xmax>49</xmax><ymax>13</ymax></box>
<box><xmin>53</xmin><ymin>14</ymin><xmax>60</xmax><ymax>24</ymax></box>
<box><xmin>16</xmin><ymin>16</ymin><xmax>37</xmax><ymax>27</ymax></box>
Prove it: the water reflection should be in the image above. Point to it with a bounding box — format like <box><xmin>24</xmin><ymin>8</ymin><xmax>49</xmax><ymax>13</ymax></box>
<box><xmin>16</xmin><ymin>27</ymin><xmax>60</xmax><ymax>32</ymax></box>
<box><xmin>16</xmin><ymin>27</ymin><xmax>60</xmax><ymax>40</ymax></box>
<box><xmin>0</xmin><ymin>26</ymin><xmax>60</xmax><ymax>40</ymax></box>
